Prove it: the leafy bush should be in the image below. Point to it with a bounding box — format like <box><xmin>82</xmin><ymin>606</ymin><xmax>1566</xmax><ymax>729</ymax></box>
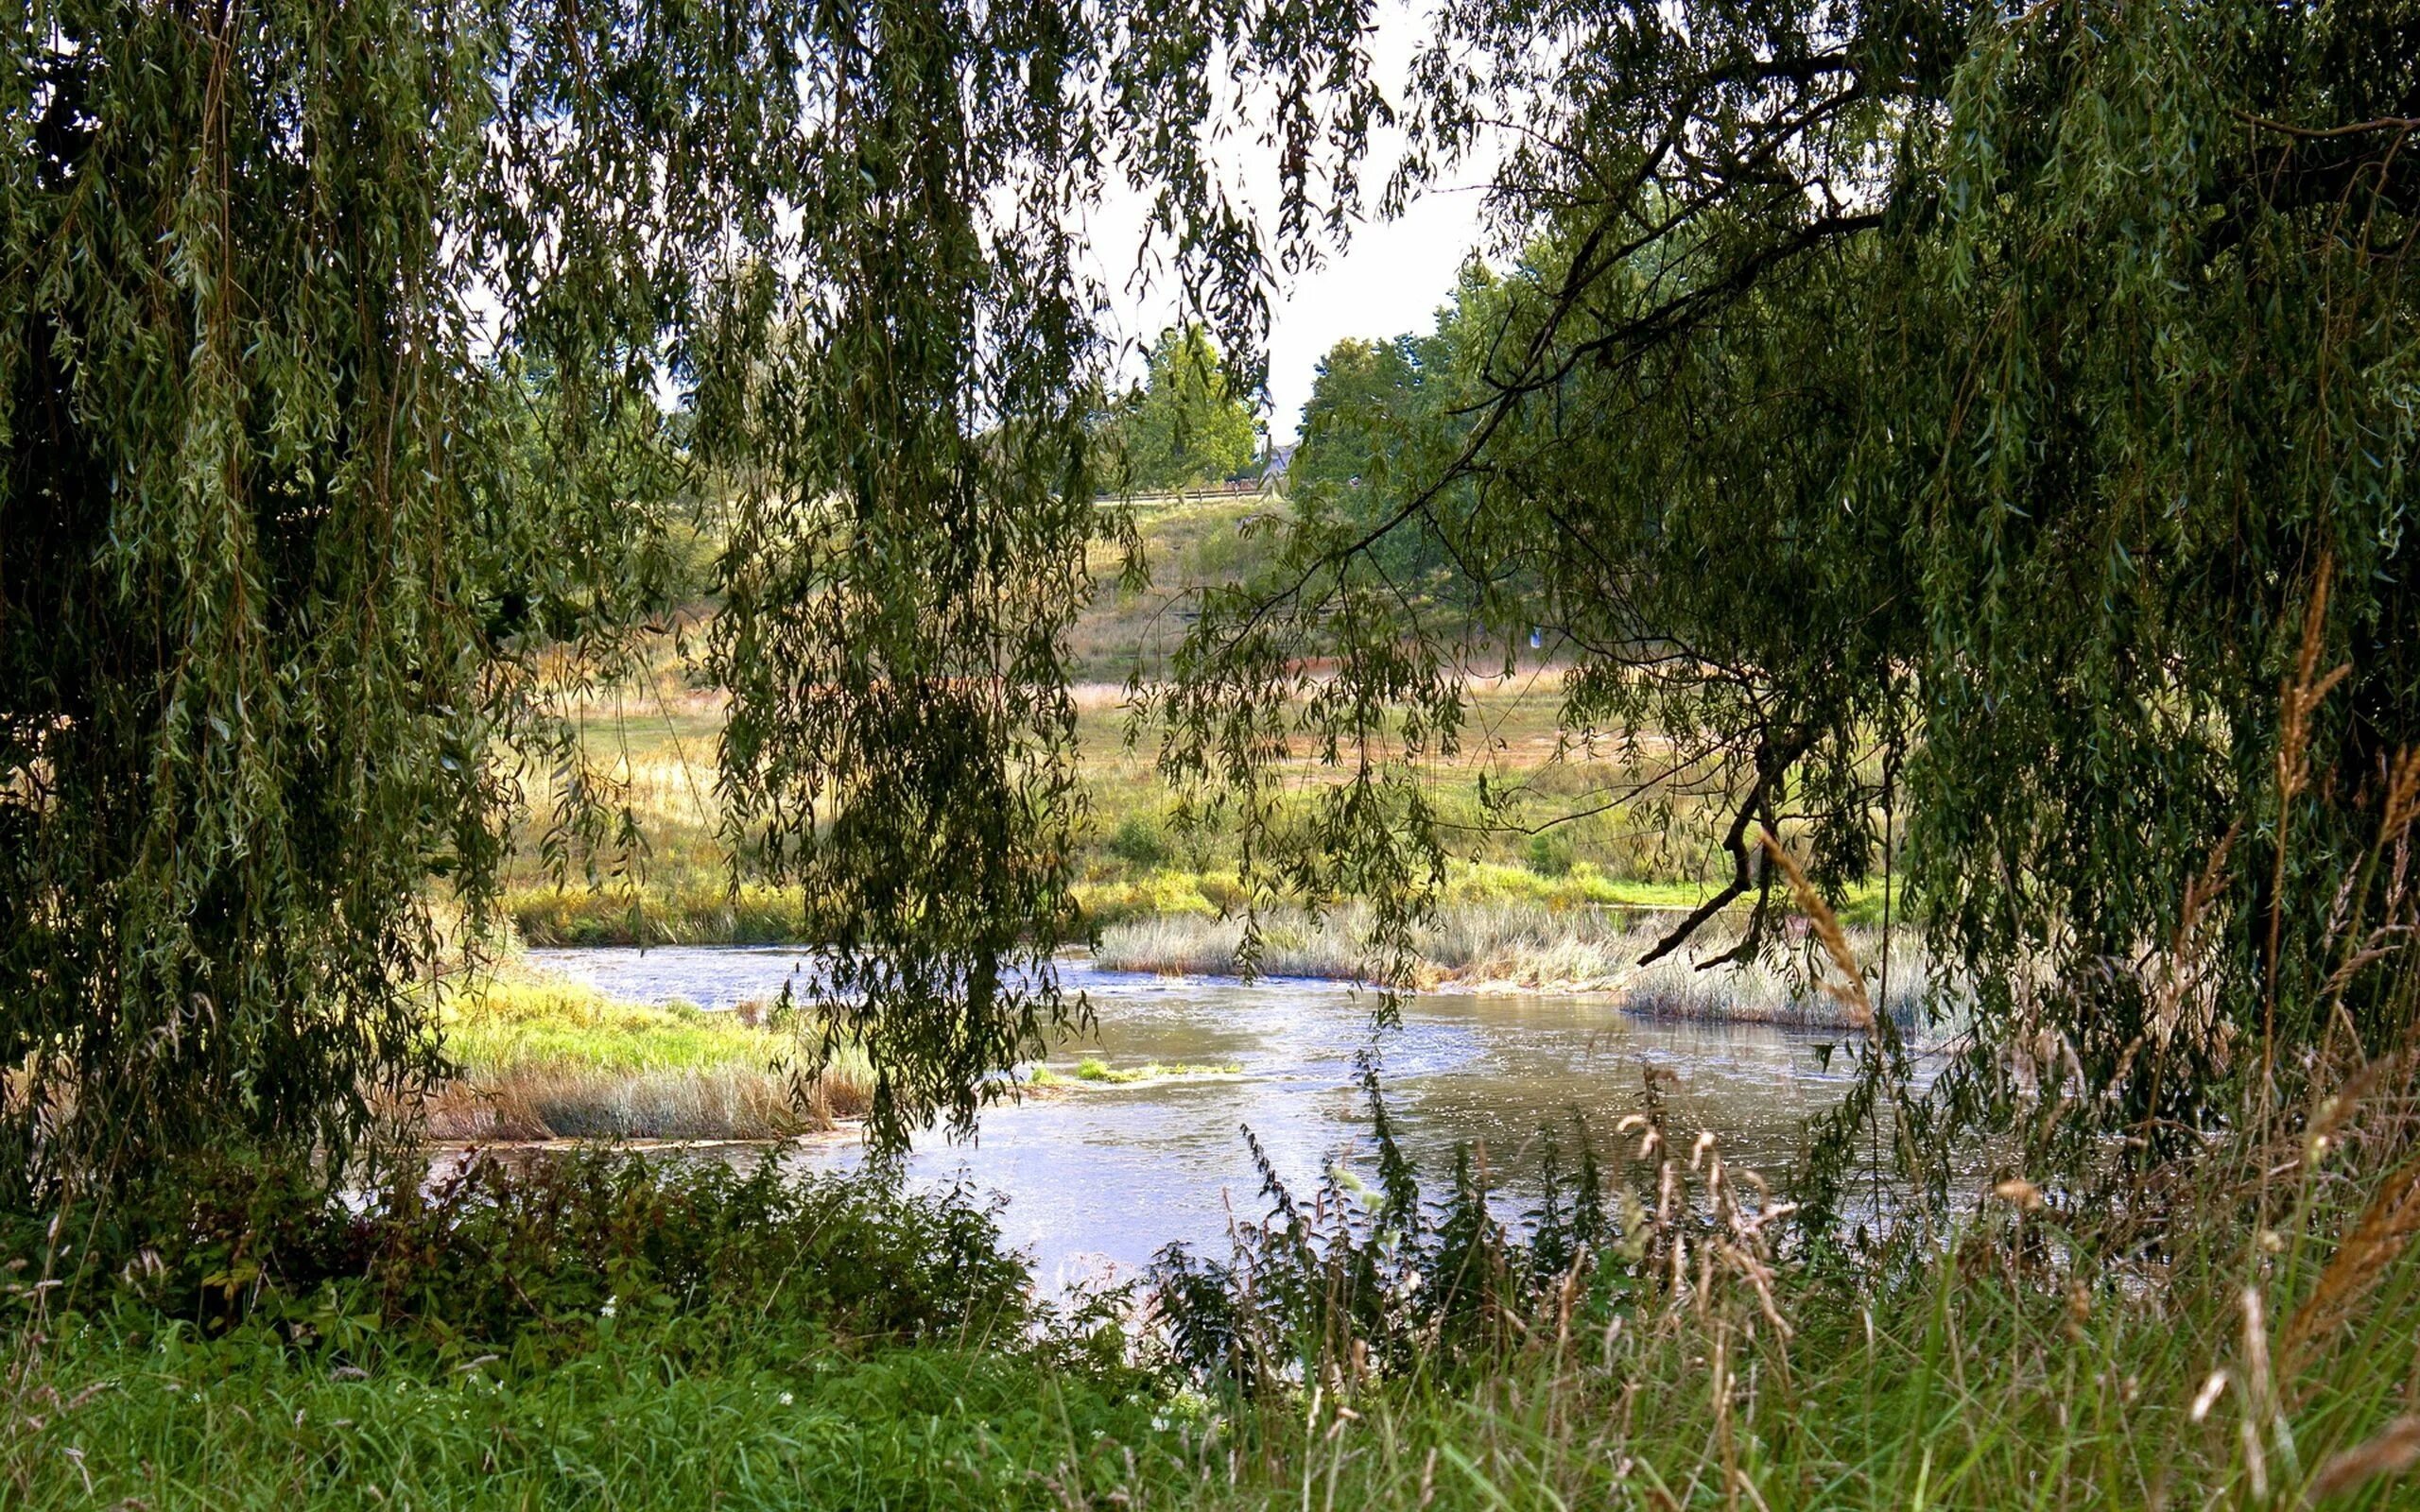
<box><xmin>6</xmin><ymin>1151</ymin><xmax>1027</xmax><ymax>1359</ymax></box>
<box><xmin>1106</xmin><ymin>812</ymin><xmax>1175</xmax><ymax>869</ymax></box>
<box><xmin>1523</xmin><ymin>831</ymin><xmax>1574</xmax><ymax>878</ymax></box>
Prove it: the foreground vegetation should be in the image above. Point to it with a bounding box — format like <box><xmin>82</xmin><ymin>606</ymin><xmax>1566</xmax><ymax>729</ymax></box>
<box><xmin>9</xmin><ymin>1050</ymin><xmax>2419</xmax><ymax>1510</ymax></box>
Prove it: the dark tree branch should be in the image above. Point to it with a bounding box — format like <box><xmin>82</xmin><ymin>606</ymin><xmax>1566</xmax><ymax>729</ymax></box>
<box><xmin>1636</xmin><ymin>728</ymin><xmax>1812</xmax><ymax>967</ymax></box>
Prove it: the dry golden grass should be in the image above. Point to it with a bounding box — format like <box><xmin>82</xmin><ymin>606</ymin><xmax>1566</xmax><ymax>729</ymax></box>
<box><xmin>2282</xmin><ymin>1145</ymin><xmax>2420</xmax><ymax>1372</ymax></box>
<box><xmin>1094</xmin><ymin>902</ymin><xmax>1938</xmax><ymax>1029</ymax></box>
<box><xmin>414</xmin><ymin>1061</ymin><xmax>870</xmax><ymax>1143</ymax></box>
<box><xmin>1756</xmin><ymin>829</ymin><xmax>1871</xmax><ymax>1028</ymax></box>
<box><xmin>2308</xmin><ymin>1415</ymin><xmax>2420</xmax><ymax>1503</ymax></box>
<box><xmin>403</xmin><ymin>970</ymin><xmax>874</xmax><ymax>1143</ymax></box>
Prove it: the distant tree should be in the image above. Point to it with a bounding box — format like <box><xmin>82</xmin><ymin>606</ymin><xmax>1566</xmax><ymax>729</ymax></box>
<box><xmin>1288</xmin><ymin>269</ymin><xmax>1496</xmax><ymax>589</ymax></box>
<box><xmin>1292</xmin><ymin>335</ymin><xmax>1425</xmax><ymax>494</ymax></box>
<box><xmin>1111</xmin><ymin>325</ymin><xmax>1261</xmax><ymax>492</ymax></box>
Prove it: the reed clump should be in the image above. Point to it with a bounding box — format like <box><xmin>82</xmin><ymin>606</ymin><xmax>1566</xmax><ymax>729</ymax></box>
<box><xmin>414</xmin><ymin>1063</ymin><xmax>868</xmax><ymax>1142</ymax></box>
<box><xmin>1094</xmin><ymin>902</ymin><xmax>1936</xmax><ymax>1029</ymax></box>
<box><xmin>409</xmin><ymin>971</ymin><xmax>871</xmax><ymax>1142</ymax></box>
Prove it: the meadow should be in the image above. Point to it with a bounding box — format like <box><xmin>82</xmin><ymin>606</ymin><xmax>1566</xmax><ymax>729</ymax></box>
<box><xmin>496</xmin><ymin>494</ymin><xmax>1888</xmax><ymax>999</ymax></box>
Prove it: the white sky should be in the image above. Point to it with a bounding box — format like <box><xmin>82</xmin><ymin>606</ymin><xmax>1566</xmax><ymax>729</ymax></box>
<box><xmin>1088</xmin><ymin>2</ymin><xmax>1498</xmax><ymax>444</ymax></box>
<box><xmin>1256</xmin><ymin>182</ymin><xmax>1492</xmax><ymax>443</ymax></box>
<box><xmin>612</xmin><ymin>3</ymin><xmax>1494</xmax><ymax>445</ymax></box>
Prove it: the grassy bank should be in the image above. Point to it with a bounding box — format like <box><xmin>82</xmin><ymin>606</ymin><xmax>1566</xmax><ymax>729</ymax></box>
<box><xmin>9</xmin><ymin>1074</ymin><xmax>2419</xmax><ymax>1510</ymax></box>
<box><xmin>505</xmin><ymin>880</ymin><xmax>806</xmax><ymax>948</ymax></box>
<box><xmin>508</xmin><ymin>853</ymin><xmax>1909</xmax><ymax>1020</ymax></box>
<box><xmin>417</xmin><ymin>971</ymin><xmax>871</xmax><ymax>1142</ymax></box>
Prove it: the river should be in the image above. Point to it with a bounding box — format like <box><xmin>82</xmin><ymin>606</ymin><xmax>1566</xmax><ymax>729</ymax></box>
<box><xmin>527</xmin><ymin>945</ymin><xmax>1880</xmax><ymax>1290</ymax></box>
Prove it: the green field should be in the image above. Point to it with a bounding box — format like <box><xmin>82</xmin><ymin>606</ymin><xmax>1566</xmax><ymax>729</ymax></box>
<box><xmin>494</xmin><ymin>496</ymin><xmax>1878</xmax><ymax>987</ymax></box>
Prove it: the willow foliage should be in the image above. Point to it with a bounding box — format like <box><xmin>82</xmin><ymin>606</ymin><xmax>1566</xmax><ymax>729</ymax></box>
<box><xmin>1165</xmin><ymin>0</ymin><xmax>2418</xmax><ymax>1192</ymax></box>
<box><xmin>0</xmin><ymin>0</ymin><xmax>1380</xmax><ymax>1195</ymax></box>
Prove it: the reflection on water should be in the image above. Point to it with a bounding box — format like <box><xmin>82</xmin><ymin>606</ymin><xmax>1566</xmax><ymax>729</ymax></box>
<box><xmin>527</xmin><ymin>946</ymin><xmax>1881</xmax><ymax>1289</ymax></box>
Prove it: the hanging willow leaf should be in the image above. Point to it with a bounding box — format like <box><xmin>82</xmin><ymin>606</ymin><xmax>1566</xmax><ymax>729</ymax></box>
<box><xmin>0</xmin><ymin>0</ymin><xmax>1384</xmax><ymax>1194</ymax></box>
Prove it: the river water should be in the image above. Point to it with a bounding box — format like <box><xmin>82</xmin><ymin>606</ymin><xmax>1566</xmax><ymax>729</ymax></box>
<box><xmin>527</xmin><ymin>946</ymin><xmax>1876</xmax><ymax>1290</ymax></box>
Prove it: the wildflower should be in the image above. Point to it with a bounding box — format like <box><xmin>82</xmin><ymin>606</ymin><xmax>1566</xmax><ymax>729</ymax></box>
<box><xmin>599</xmin><ymin>1296</ymin><xmax>617</xmax><ymax>1319</ymax></box>
<box><xmin>777</xmin><ymin>1391</ymin><xmax>794</xmax><ymax>1406</ymax></box>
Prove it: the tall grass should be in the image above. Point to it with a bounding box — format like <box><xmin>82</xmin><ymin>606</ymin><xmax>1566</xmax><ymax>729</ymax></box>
<box><xmin>413</xmin><ymin>972</ymin><xmax>871</xmax><ymax>1142</ymax></box>
<box><xmin>11</xmin><ymin>1052</ymin><xmax>2420</xmax><ymax>1509</ymax></box>
<box><xmin>1095</xmin><ymin>902</ymin><xmax>1936</xmax><ymax>1029</ymax></box>
<box><xmin>415</xmin><ymin>1063</ymin><xmax>860</xmax><ymax>1142</ymax></box>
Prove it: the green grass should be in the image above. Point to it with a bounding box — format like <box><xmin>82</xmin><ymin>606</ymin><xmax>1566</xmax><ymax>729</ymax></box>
<box><xmin>13</xmin><ymin>1214</ymin><xmax>2419</xmax><ymax>1510</ymax></box>
<box><xmin>1028</xmin><ymin>1057</ymin><xmax>1243</xmax><ymax>1086</ymax></box>
<box><xmin>416</xmin><ymin>971</ymin><xmax>872</xmax><ymax>1141</ymax></box>
<box><xmin>5</xmin><ymin>1323</ymin><xmax>1168</xmax><ymax>1512</ymax></box>
<box><xmin>440</xmin><ymin>972</ymin><xmax>786</xmax><ymax>1075</ymax></box>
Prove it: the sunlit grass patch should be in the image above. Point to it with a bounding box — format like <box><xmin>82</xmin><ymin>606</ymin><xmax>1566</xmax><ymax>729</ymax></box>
<box><xmin>416</xmin><ymin>971</ymin><xmax>870</xmax><ymax>1141</ymax></box>
<box><xmin>1028</xmin><ymin>1057</ymin><xmax>1244</xmax><ymax>1088</ymax></box>
<box><xmin>441</xmin><ymin>973</ymin><xmax>780</xmax><ymax>1074</ymax></box>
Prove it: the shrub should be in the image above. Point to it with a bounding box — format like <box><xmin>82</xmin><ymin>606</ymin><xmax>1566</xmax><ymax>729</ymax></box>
<box><xmin>1147</xmin><ymin>1079</ymin><xmax>1644</xmax><ymax>1387</ymax></box>
<box><xmin>7</xmin><ymin>1150</ymin><xmax>1028</xmax><ymax>1356</ymax></box>
<box><xmin>1106</xmin><ymin>811</ymin><xmax>1175</xmax><ymax>868</ymax></box>
<box><xmin>1524</xmin><ymin>831</ymin><xmax>1575</xmax><ymax>878</ymax></box>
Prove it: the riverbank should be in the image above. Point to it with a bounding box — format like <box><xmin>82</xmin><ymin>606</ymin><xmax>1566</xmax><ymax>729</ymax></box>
<box><xmin>1093</xmin><ymin>904</ymin><xmax>1933</xmax><ymax>1030</ymax></box>
<box><xmin>507</xmin><ymin>868</ymin><xmax>1920</xmax><ymax>1030</ymax></box>
<box><xmin>501</xmin><ymin>860</ymin><xmax>1788</xmax><ymax>950</ymax></box>
<box><xmin>10</xmin><ymin>1085</ymin><xmax>2418</xmax><ymax>1511</ymax></box>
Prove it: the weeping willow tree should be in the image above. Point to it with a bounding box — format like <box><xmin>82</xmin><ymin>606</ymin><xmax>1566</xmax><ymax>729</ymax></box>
<box><xmin>1162</xmin><ymin>0</ymin><xmax>2419</xmax><ymax>1197</ymax></box>
<box><xmin>0</xmin><ymin>0</ymin><xmax>1382</xmax><ymax>1199</ymax></box>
